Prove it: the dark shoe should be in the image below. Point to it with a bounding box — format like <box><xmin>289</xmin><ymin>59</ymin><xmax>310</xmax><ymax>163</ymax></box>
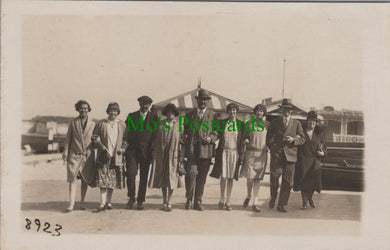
<box><xmin>126</xmin><ymin>198</ymin><xmax>135</xmax><ymax>209</ymax></box>
<box><xmin>137</xmin><ymin>202</ymin><xmax>144</xmax><ymax>210</ymax></box>
<box><xmin>194</xmin><ymin>203</ymin><xmax>205</xmax><ymax>211</ymax></box>
<box><xmin>97</xmin><ymin>205</ymin><xmax>105</xmax><ymax>212</ymax></box>
<box><xmin>161</xmin><ymin>203</ymin><xmax>167</xmax><ymax>211</ymax></box>
<box><xmin>277</xmin><ymin>205</ymin><xmax>287</xmax><ymax>213</ymax></box>
<box><xmin>225</xmin><ymin>205</ymin><xmax>232</xmax><ymax>211</ymax></box>
<box><xmin>166</xmin><ymin>204</ymin><xmax>173</xmax><ymax>212</ymax></box>
<box><xmin>252</xmin><ymin>205</ymin><xmax>261</xmax><ymax>212</ymax></box>
<box><xmin>105</xmin><ymin>203</ymin><xmax>113</xmax><ymax>210</ymax></box>
<box><xmin>218</xmin><ymin>202</ymin><xmax>224</xmax><ymax>209</ymax></box>
<box><xmin>301</xmin><ymin>204</ymin><xmax>308</xmax><ymax>210</ymax></box>
<box><xmin>79</xmin><ymin>202</ymin><xmax>87</xmax><ymax>210</ymax></box>
<box><xmin>269</xmin><ymin>199</ymin><xmax>276</xmax><ymax>209</ymax></box>
<box><xmin>243</xmin><ymin>198</ymin><xmax>250</xmax><ymax>208</ymax></box>
<box><xmin>185</xmin><ymin>200</ymin><xmax>192</xmax><ymax>210</ymax></box>
<box><xmin>309</xmin><ymin>199</ymin><xmax>316</xmax><ymax>208</ymax></box>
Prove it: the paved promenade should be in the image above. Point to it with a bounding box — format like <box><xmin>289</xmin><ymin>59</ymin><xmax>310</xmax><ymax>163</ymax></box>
<box><xmin>20</xmin><ymin>154</ymin><xmax>361</xmax><ymax>236</ymax></box>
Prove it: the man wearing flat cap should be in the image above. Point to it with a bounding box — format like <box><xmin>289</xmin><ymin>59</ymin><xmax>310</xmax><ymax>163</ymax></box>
<box><xmin>183</xmin><ymin>89</ymin><xmax>218</xmax><ymax>211</ymax></box>
<box><xmin>266</xmin><ymin>98</ymin><xmax>305</xmax><ymax>213</ymax></box>
<box><xmin>124</xmin><ymin>95</ymin><xmax>159</xmax><ymax>210</ymax></box>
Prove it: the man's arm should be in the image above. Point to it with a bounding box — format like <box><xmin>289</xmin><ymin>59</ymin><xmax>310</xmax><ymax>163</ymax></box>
<box><xmin>266</xmin><ymin>120</ymin><xmax>275</xmax><ymax>150</ymax></box>
<box><xmin>293</xmin><ymin>121</ymin><xmax>305</xmax><ymax>146</ymax></box>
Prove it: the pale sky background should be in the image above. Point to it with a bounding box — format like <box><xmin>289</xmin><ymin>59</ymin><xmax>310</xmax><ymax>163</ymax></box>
<box><xmin>22</xmin><ymin>5</ymin><xmax>366</xmax><ymax>120</ymax></box>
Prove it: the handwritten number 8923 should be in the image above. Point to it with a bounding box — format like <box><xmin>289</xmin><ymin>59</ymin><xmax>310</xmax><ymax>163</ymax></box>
<box><xmin>25</xmin><ymin>218</ymin><xmax>62</xmax><ymax>236</ymax></box>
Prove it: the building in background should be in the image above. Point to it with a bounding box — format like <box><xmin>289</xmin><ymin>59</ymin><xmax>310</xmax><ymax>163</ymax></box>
<box><xmin>261</xmin><ymin>97</ymin><xmax>310</xmax><ymax>122</ymax></box>
<box><xmin>151</xmin><ymin>87</ymin><xmax>253</xmax><ymax>121</ymax></box>
<box><xmin>22</xmin><ymin>116</ymin><xmax>74</xmax><ymax>153</ymax></box>
<box><xmin>316</xmin><ymin>106</ymin><xmax>364</xmax><ymax>143</ymax></box>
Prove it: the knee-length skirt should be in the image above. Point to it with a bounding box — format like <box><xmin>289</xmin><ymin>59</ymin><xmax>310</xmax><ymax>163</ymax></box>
<box><xmin>96</xmin><ymin>157</ymin><xmax>124</xmax><ymax>189</ymax></box>
<box><xmin>240</xmin><ymin>150</ymin><xmax>267</xmax><ymax>180</ymax></box>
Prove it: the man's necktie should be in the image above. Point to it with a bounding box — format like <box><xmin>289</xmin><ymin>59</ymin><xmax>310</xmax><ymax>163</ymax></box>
<box><xmin>199</xmin><ymin>110</ymin><xmax>204</xmax><ymax>120</ymax></box>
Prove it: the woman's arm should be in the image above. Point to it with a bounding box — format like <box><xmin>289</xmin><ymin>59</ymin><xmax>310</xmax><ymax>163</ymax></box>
<box><xmin>62</xmin><ymin>122</ymin><xmax>73</xmax><ymax>161</ymax></box>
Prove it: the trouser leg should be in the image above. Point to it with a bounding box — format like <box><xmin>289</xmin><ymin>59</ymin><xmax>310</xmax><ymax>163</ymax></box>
<box><xmin>270</xmin><ymin>168</ymin><xmax>282</xmax><ymax>200</ymax></box>
<box><xmin>126</xmin><ymin>155</ymin><xmax>138</xmax><ymax>200</ymax></box>
<box><xmin>278</xmin><ymin>162</ymin><xmax>296</xmax><ymax>206</ymax></box>
<box><xmin>137</xmin><ymin>159</ymin><xmax>150</xmax><ymax>203</ymax></box>
<box><xmin>185</xmin><ymin>160</ymin><xmax>198</xmax><ymax>202</ymax></box>
<box><xmin>194</xmin><ymin>159</ymin><xmax>211</xmax><ymax>205</ymax></box>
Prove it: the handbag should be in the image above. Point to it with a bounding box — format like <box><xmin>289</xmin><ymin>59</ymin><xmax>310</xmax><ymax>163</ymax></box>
<box><xmin>98</xmin><ymin>149</ymin><xmax>111</xmax><ymax>165</ymax></box>
<box><xmin>177</xmin><ymin>159</ymin><xmax>187</xmax><ymax>176</ymax></box>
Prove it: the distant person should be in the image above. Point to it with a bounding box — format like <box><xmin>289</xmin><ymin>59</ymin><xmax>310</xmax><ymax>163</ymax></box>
<box><xmin>294</xmin><ymin>111</ymin><xmax>326</xmax><ymax>209</ymax></box>
<box><xmin>266</xmin><ymin>99</ymin><xmax>305</xmax><ymax>213</ymax></box>
<box><xmin>210</xmin><ymin>103</ymin><xmax>243</xmax><ymax>211</ymax></box>
<box><xmin>91</xmin><ymin>102</ymin><xmax>127</xmax><ymax>211</ymax></box>
<box><xmin>62</xmin><ymin>100</ymin><xmax>96</xmax><ymax>212</ymax></box>
<box><xmin>239</xmin><ymin>104</ymin><xmax>270</xmax><ymax>212</ymax></box>
<box><xmin>183</xmin><ymin>89</ymin><xmax>218</xmax><ymax>211</ymax></box>
<box><xmin>148</xmin><ymin>103</ymin><xmax>185</xmax><ymax>212</ymax></box>
<box><xmin>124</xmin><ymin>96</ymin><xmax>159</xmax><ymax>210</ymax></box>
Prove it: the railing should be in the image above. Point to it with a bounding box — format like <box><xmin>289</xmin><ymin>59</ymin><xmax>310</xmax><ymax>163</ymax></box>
<box><xmin>333</xmin><ymin>134</ymin><xmax>364</xmax><ymax>143</ymax></box>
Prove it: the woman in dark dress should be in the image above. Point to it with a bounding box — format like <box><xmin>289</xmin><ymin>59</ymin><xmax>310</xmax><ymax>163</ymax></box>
<box><xmin>294</xmin><ymin>111</ymin><xmax>326</xmax><ymax>209</ymax></box>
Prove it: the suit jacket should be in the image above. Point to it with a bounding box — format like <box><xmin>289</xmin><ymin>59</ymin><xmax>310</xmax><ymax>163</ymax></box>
<box><xmin>266</xmin><ymin>116</ymin><xmax>305</xmax><ymax>163</ymax></box>
<box><xmin>93</xmin><ymin>119</ymin><xmax>127</xmax><ymax>166</ymax></box>
<box><xmin>210</xmin><ymin>118</ymin><xmax>244</xmax><ymax>180</ymax></box>
<box><xmin>124</xmin><ymin>110</ymin><xmax>159</xmax><ymax>161</ymax></box>
<box><xmin>184</xmin><ymin>107</ymin><xmax>218</xmax><ymax>160</ymax></box>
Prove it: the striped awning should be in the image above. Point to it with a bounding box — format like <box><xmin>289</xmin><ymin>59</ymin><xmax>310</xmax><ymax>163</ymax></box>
<box><xmin>152</xmin><ymin>88</ymin><xmax>253</xmax><ymax>113</ymax></box>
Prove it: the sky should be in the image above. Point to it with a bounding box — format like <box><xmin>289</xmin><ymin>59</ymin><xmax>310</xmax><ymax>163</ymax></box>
<box><xmin>22</xmin><ymin>4</ymin><xmax>369</xmax><ymax>120</ymax></box>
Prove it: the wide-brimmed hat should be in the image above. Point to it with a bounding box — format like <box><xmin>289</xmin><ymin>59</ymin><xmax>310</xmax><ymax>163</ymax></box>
<box><xmin>106</xmin><ymin>102</ymin><xmax>120</xmax><ymax>115</ymax></box>
<box><xmin>195</xmin><ymin>89</ymin><xmax>211</xmax><ymax>100</ymax></box>
<box><xmin>307</xmin><ymin>110</ymin><xmax>319</xmax><ymax>121</ymax></box>
<box><xmin>137</xmin><ymin>95</ymin><xmax>153</xmax><ymax>104</ymax></box>
<box><xmin>227</xmin><ymin>103</ymin><xmax>239</xmax><ymax>112</ymax></box>
<box><xmin>279</xmin><ymin>98</ymin><xmax>294</xmax><ymax>109</ymax></box>
<box><xmin>162</xmin><ymin>103</ymin><xmax>179</xmax><ymax>117</ymax></box>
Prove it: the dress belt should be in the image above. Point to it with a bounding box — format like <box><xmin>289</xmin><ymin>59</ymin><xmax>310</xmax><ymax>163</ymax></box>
<box><xmin>246</xmin><ymin>145</ymin><xmax>262</xmax><ymax>151</ymax></box>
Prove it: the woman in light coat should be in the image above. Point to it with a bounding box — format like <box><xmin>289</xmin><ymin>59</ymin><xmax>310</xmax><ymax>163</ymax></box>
<box><xmin>148</xmin><ymin>103</ymin><xmax>185</xmax><ymax>212</ymax></box>
<box><xmin>63</xmin><ymin>100</ymin><xmax>96</xmax><ymax>212</ymax></box>
<box><xmin>91</xmin><ymin>102</ymin><xmax>127</xmax><ymax>211</ymax></box>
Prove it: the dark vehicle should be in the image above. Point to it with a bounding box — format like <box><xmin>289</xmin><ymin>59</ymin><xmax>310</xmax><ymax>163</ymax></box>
<box><xmin>321</xmin><ymin>142</ymin><xmax>364</xmax><ymax>191</ymax></box>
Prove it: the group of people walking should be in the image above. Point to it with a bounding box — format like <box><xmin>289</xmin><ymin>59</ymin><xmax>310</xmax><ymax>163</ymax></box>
<box><xmin>63</xmin><ymin>89</ymin><xmax>326</xmax><ymax>213</ymax></box>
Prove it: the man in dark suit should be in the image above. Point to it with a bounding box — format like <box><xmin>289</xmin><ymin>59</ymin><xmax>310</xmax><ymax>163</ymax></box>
<box><xmin>124</xmin><ymin>96</ymin><xmax>159</xmax><ymax>210</ymax></box>
<box><xmin>266</xmin><ymin>99</ymin><xmax>305</xmax><ymax>213</ymax></box>
<box><xmin>183</xmin><ymin>89</ymin><xmax>218</xmax><ymax>211</ymax></box>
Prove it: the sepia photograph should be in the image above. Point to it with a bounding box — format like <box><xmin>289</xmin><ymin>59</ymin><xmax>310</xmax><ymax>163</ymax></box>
<box><xmin>1</xmin><ymin>1</ymin><xmax>390</xmax><ymax>249</ymax></box>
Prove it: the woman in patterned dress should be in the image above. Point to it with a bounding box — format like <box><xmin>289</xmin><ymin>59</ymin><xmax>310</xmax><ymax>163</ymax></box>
<box><xmin>148</xmin><ymin>103</ymin><xmax>185</xmax><ymax>212</ymax></box>
<box><xmin>210</xmin><ymin>103</ymin><xmax>243</xmax><ymax>211</ymax></box>
<box><xmin>62</xmin><ymin>100</ymin><xmax>95</xmax><ymax>212</ymax></box>
<box><xmin>91</xmin><ymin>102</ymin><xmax>127</xmax><ymax>211</ymax></box>
<box><xmin>240</xmin><ymin>104</ymin><xmax>270</xmax><ymax>212</ymax></box>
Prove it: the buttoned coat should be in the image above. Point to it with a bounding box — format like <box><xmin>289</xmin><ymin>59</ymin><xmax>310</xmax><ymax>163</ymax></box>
<box><xmin>266</xmin><ymin>116</ymin><xmax>305</xmax><ymax>164</ymax></box>
<box><xmin>184</xmin><ymin>108</ymin><xmax>218</xmax><ymax>160</ymax></box>
<box><xmin>124</xmin><ymin>111</ymin><xmax>159</xmax><ymax>162</ymax></box>
<box><xmin>64</xmin><ymin>116</ymin><xmax>95</xmax><ymax>182</ymax></box>
<box><xmin>81</xmin><ymin>119</ymin><xmax>127</xmax><ymax>187</ymax></box>
<box><xmin>293</xmin><ymin>126</ymin><xmax>327</xmax><ymax>193</ymax></box>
